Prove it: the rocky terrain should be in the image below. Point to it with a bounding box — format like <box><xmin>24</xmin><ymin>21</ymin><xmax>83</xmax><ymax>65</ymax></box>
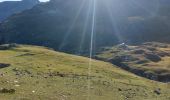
<box><xmin>95</xmin><ymin>42</ymin><xmax>170</xmax><ymax>82</ymax></box>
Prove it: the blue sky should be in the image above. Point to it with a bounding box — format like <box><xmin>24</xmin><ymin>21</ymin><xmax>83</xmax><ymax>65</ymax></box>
<box><xmin>0</xmin><ymin>0</ymin><xmax>49</xmax><ymax>2</ymax></box>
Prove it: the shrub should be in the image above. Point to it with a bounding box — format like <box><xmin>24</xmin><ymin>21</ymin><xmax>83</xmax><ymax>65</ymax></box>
<box><xmin>0</xmin><ymin>88</ymin><xmax>15</xmax><ymax>94</ymax></box>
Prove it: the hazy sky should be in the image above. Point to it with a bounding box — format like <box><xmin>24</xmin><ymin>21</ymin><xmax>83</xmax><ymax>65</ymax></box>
<box><xmin>0</xmin><ymin>0</ymin><xmax>49</xmax><ymax>2</ymax></box>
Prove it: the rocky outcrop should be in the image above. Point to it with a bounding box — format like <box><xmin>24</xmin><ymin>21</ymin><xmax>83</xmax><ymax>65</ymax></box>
<box><xmin>0</xmin><ymin>43</ymin><xmax>18</xmax><ymax>50</ymax></box>
<box><xmin>95</xmin><ymin>42</ymin><xmax>170</xmax><ymax>82</ymax></box>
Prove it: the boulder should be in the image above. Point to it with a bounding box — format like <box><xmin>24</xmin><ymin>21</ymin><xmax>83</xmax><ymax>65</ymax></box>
<box><xmin>0</xmin><ymin>63</ymin><xmax>10</xmax><ymax>68</ymax></box>
<box><xmin>0</xmin><ymin>44</ymin><xmax>18</xmax><ymax>50</ymax></box>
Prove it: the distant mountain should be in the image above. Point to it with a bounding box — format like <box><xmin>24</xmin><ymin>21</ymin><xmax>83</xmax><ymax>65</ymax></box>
<box><xmin>0</xmin><ymin>0</ymin><xmax>39</xmax><ymax>22</ymax></box>
<box><xmin>0</xmin><ymin>0</ymin><xmax>170</xmax><ymax>54</ymax></box>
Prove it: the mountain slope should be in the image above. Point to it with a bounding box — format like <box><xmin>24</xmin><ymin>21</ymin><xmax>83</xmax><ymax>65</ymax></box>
<box><xmin>0</xmin><ymin>44</ymin><xmax>169</xmax><ymax>100</ymax></box>
<box><xmin>95</xmin><ymin>42</ymin><xmax>170</xmax><ymax>82</ymax></box>
<box><xmin>0</xmin><ymin>0</ymin><xmax>39</xmax><ymax>22</ymax></box>
<box><xmin>1</xmin><ymin>0</ymin><xmax>170</xmax><ymax>53</ymax></box>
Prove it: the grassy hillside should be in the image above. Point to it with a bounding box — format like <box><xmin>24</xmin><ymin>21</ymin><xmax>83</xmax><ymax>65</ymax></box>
<box><xmin>95</xmin><ymin>42</ymin><xmax>170</xmax><ymax>82</ymax></box>
<box><xmin>0</xmin><ymin>44</ymin><xmax>169</xmax><ymax>100</ymax></box>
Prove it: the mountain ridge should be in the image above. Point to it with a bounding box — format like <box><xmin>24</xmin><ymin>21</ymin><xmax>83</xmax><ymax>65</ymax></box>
<box><xmin>0</xmin><ymin>0</ymin><xmax>170</xmax><ymax>53</ymax></box>
<box><xmin>0</xmin><ymin>0</ymin><xmax>39</xmax><ymax>22</ymax></box>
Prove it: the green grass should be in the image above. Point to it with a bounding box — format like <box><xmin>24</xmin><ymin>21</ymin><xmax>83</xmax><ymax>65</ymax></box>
<box><xmin>0</xmin><ymin>45</ymin><xmax>169</xmax><ymax>100</ymax></box>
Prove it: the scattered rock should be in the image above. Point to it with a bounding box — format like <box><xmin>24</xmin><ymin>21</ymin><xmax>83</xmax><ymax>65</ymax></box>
<box><xmin>44</xmin><ymin>76</ymin><xmax>48</xmax><ymax>78</ymax></box>
<box><xmin>57</xmin><ymin>73</ymin><xmax>65</xmax><ymax>77</ymax></box>
<box><xmin>143</xmin><ymin>42</ymin><xmax>169</xmax><ymax>48</ymax></box>
<box><xmin>133</xmin><ymin>49</ymin><xmax>145</xmax><ymax>54</ymax></box>
<box><xmin>14</xmin><ymin>85</ymin><xmax>20</xmax><ymax>87</ymax></box>
<box><xmin>109</xmin><ymin>55</ymin><xmax>138</xmax><ymax>64</ymax></box>
<box><xmin>154</xmin><ymin>88</ymin><xmax>161</xmax><ymax>95</ymax></box>
<box><xmin>118</xmin><ymin>88</ymin><xmax>122</xmax><ymax>91</ymax></box>
<box><xmin>145</xmin><ymin>53</ymin><xmax>161</xmax><ymax>62</ymax></box>
<box><xmin>32</xmin><ymin>90</ymin><xmax>35</xmax><ymax>93</ymax></box>
<box><xmin>156</xmin><ymin>51</ymin><xmax>170</xmax><ymax>57</ymax></box>
<box><xmin>146</xmin><ymin>47</ymin><xmax>157</xmax><ymax>51</ymax></box>
<box><xmin>14</xmin><ymin>80</ymin><xmax>18</xmax><ymax>83</ymax></box>
<box><xmin>136</xmin><ymin>60</ymin><xmax>149</xmax><ymax>64</ymax></box>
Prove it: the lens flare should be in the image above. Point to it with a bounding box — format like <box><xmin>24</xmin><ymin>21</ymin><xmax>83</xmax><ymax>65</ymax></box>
<box><xmin>87</xmin><ymin>0</ymin><xmax>96</xmax><ymax>100</ymax></box>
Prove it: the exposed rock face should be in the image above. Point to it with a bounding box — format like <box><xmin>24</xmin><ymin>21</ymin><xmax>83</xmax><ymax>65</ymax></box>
<box><xmin>0</xmin><ymin>0</ymin><xmax>39</xmax><ymax>22</ymax></box>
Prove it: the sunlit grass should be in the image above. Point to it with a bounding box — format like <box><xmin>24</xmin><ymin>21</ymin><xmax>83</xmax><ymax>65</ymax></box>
<box><xmin>0</xmin><ymin>45</ymin><xmax>169</xmax><ymax>100</ymax></box>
